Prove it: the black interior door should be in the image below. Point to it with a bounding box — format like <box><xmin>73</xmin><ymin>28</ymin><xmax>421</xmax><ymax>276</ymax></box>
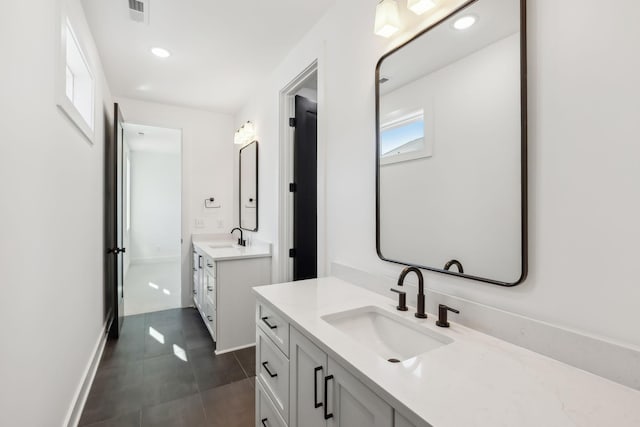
<box><xmin>105</xmin><ymin>103</ymin><xmax>125</xmax><ymax>338</ymax></box>
<box><xmin>292</xmin><ymin>95</ymin><xmax>318</xmax><ymax>281</ymax></box>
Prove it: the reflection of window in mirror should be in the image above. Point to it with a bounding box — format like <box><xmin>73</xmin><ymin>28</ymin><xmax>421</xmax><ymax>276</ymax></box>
<box><xmin>380</xmin><ymin>109</ymin><xmax>431</xmax><ymax>165</ymax></box>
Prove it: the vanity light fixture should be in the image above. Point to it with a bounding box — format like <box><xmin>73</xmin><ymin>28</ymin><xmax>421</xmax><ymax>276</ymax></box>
<box><xmin>234</xmin><ymin>121</ymin><xmax>256</xmax><ymax>145</ymax></box>
<box><xmin>407</xmin><ymin>0</ymin><xmax>436</xmax><ymax>15</ymax></box>
<box><xmin>453</xmin><ymin>15</ymin><xmax>477</xmax><ymax>30</ymax></box>
<box><xmin>150</xmin><ymin>47</ymin><xmax>170</xmax><ymax>58</ymax></box>
<box><xmin>375</xmin><ymin>0</ymin><xmax>401</xmax><ymax>38</ymax></box>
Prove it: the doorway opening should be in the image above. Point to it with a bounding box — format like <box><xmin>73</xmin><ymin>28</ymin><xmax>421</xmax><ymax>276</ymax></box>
<box><xmin>279</xmin><ymin>63</ymin><xmax>320</xmax><ymax>282</ymax></box>
<box><xmin>122</xmin><ymin>123</ymin><xmax>182</xmax><ymax>315</ymax></box>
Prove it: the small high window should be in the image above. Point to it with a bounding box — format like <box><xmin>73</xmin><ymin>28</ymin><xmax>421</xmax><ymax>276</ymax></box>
<box><xmin>57</xmin><ymin>17</ymin><xmax>95</xmax><ymax>142</ymax></box>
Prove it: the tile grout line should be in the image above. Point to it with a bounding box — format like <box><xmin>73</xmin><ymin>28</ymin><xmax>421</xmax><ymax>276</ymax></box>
<box><xmin>233</xmin><ymin>351</ymin><xmax>250</xmax><ymax>379</ymax></box>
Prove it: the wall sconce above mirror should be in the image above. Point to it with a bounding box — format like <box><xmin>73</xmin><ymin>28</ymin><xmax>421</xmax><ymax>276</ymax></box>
<box><xmin>239</xmin><ymin>141</ymin><xmax>258</xmax><ymax>231</ymax></box>
<box><xmin>234</xmin><ymin>121</ymin><xmax>256</xmax><ymax>145</ymax></box>
<box><xmin>376</xmin><ymin>0</ymin><xmax>527</xmax><ymax>286</ymax></box>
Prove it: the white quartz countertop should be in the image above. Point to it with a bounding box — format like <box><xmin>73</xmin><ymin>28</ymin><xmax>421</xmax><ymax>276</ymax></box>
<box><xmin>253</xmin><ymin>277</ymin><xmax>640</xmax><ymax>427</ymax></box>
<box><xmin>193</xmin><ymin>240</ymin><xmax>271</xmax><ymax>261</ymax></box>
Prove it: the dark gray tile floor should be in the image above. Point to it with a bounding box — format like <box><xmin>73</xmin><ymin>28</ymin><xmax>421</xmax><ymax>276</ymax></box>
<box><xmin>80</xmin><ymin>308</ymin><xmax>256</xmax><ymax>427</ymax></box>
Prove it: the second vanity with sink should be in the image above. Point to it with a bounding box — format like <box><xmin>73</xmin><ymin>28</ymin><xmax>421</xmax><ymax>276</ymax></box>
<box><xmin>192</xmin><ymin>236</ymin><xmax>271</xmax><ymax>354</ymax></box>
<box><xmin>253</xmin><ymin>277</ymin><xmax>640</xmax><ymax>427</ymax></box>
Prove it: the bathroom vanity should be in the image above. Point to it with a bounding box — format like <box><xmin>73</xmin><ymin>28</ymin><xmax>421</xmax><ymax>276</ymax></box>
<box><xmin>254</xmin><ymin>278</ymin><xmax>640</xmax><ymax>427</ymax></box>
<box><xmin>192</xmin><ymin>238</ymin><xmax>271</xmax><ymax>354</ymax></box>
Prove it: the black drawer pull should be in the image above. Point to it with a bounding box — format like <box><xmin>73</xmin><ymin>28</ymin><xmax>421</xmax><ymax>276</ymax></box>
<box><xmin>324</xmin><ymin>374</ymin><xmax>334</xmax><ymax>419</ymax></box>
<box><xmin>262</xmin><ymin>361</ymin><xmax>278</xmax><ymax>378</ymax></box>
<box><xmin>261</xmin><ymin>418</ymin><xmax>268</xmax><ymax>427</ymax></box>
<box><xmin>261</xmin><ymin>316</ymin><xmax>277</xmax><ymax>330</ymax></box>
<box><xmin>314</xmin><ymin>366</ymin><xmax>323</xmax><ymax>408</ymax></box>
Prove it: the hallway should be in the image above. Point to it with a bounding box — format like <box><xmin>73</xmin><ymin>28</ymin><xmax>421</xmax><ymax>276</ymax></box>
<box><xmin>80</xmin><ymin>309</ymin><xmax>255</xmax><ymax>426</ymax></box>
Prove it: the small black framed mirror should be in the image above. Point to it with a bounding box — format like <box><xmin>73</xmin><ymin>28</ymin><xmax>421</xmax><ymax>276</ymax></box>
<box><xmin>375</xmin><ymin>0</ymin><xmax>527</xmax><ymax>286</ymax></box>
<box><xmin>239</xmin><ymin>141</ymin><xmax>258</xmax><ymax>231</ymax></box>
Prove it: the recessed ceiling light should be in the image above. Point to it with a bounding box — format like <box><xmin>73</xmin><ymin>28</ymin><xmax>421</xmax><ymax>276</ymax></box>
<box><xmin>151</xmin><ymin>47</ymin><xmax>170</xmax><ymax>58</ymax></box>
<box><xmin>453</xmin><ymin>15</ymin><xmax>477</xmax><ymax>30</ymax></box>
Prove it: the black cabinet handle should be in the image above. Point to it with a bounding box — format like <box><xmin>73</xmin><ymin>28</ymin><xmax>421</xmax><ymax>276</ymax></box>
<box><xmin>314</xmin><ymin>366</ymin><xmax>323</xmax><ymax>408</ymax></box>
<box><xmin>261</xmin><ymin>418</ymin><xmax>268</xmax><ymax>427</ymax></box>
<box><xmin>324</xmin><ymin>375</ymin><xmax>334</xmax><ymax>419</ymax></box>
<box><xmin>261</xmin><ymin>316</ymin><xmax>277</xmax><ymax>330</ymax></box>
<box><xmin>262</xmin><ymin>361</ymin><xmax>278</xmax><ymax>378</ymax></box>
<box><xmin>198</xmin><ymin>256</ymin><xmax>203</xmax><ymax>268</ymax></box>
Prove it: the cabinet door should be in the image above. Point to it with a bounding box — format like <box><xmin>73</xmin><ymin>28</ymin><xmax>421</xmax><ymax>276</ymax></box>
<box><xmin>290</xmin><ymin>328</ymin><xmax>328</xmax><ymax>427</ymax></box>
<box><xmin>326</xmin><ymin>358</ymin><xmax>393</xmax><ymax>427</ymax></box>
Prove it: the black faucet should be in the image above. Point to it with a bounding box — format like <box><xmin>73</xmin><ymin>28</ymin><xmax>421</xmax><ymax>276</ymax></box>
<box><xmin>230</xmin><ymin>227</ymin><xmax>246</xmax><ymax>246</ymax></box>
<box><xmin>444</xmin><ymin>259</ymin><xmax>464</xmax><ymax>273</ymax></box>
<box><xmin>436</xmin><ymin>304</ymin><xmax>460</xmax><ymax>328</ymax></box>
<box><xmin>397</xmin><ymin>266</ymin><xmax>427</xmax><ymax>319</ymax></box>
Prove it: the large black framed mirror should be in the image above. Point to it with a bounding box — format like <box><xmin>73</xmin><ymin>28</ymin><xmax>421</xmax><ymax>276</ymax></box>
<box><xmin>239</xmin><ymin>141</ymin><xmax>258</xmax><ymax>231</ymax></box>
<box><xmin>375</xmin><ymin>0</ymin><xmax>527</xmax><ymax>286</ymax></box>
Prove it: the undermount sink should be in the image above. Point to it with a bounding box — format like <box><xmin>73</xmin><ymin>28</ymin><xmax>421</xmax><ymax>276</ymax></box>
<box><xmin>322</xmin><ymin>306</ymin><xmax>453</xmax><ymax>362</ymax></box>
<box><xmin>208</xmin><ymin>241</ymin><xmax>236</xmax><ymax>249</ymax></box>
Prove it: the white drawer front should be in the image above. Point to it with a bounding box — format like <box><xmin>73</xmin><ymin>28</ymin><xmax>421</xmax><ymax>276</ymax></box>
<box><xmin>256</xmin><ymin>379</ymin><xmax>288</xmax><ymax>427</ymax></box>
<box><xmin>204</xmin><ymin>257</ymin><xmax>215</xmax><ymax>276</ymax></box>
<box><xmin>257</xmin><ymin>302</ymin><xmax>289</xmax><ymax>357</ymax></box>
<box><xmin>257</xmin><ymin>329</ymin><xmax>289</xmax><ymax>423</ymax></box>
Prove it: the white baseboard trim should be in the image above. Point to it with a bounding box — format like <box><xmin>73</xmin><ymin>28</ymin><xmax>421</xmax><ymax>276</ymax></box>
<box><xmin>131</xmin><ymin>256</ymin><xmax>180</xmax><ymax>265</ymax></box>
<box><xmin>64</xmin><ymin>320</ymin><xmax>110</xmax><ymax>427</ymax></box>
<box><xmin>215</xmin><ymin>342</ymin><xmax>256</xmax><ymax>356</ymax></box>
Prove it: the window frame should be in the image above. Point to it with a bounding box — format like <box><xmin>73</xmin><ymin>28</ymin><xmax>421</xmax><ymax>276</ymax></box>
<box><xmin>379</xmin><ymin>109</ymin><xmax>433</xmax><ymax>166</ymax></box>
<box><xmin>56</xmin><ymin>14</ymin><xmax>96</xmax><ymax>144</ymax></box>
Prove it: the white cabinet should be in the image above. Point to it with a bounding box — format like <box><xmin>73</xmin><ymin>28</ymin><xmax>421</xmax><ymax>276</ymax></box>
<box><xmin>257</xmin><ymin>301</ymin><xmax>396</xmax><ymax>427</ymax></box>
<box><xmin>290</xmin><ymin>328</ymin><xmax>327</xmax><ymax>427</ymax></box>
<box><xmin>257</xmin><ymin>329</ymin><xmax>290</xmax><ymax>423</ymax></box>
<box><xmin>193</xmin><ymin>242</ymin><xmax>271</xmax><ymax>353</ymax></box>
<box><xmin>192</xmin><ymin>250</ymin><xmax>203</xmax><ymax>310</ymax></box>
<box><xmin>289</xmin><ymin>328</ymin><xmax>392</xmax><ymax>427</ymax></box>
<box><xmin>203</xmin><ymin>268</ymin><xmax>216</xmax><ymax>340</ymax></box>
<box><xmin>326</xmin><ymin>360</ymin><xmax>392</xmax><ymax>427</ymax></box>
<box><xmin>257</xmin><ymin>380</ymin><xmax>288</xmax><ymax>427</ymax></box>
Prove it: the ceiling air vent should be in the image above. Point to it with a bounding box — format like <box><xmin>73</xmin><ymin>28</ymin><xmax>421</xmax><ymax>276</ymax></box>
<box><xmin>128</xmin><ymin>0</ymin><xmax>149</xmax><ymax>24</ymax></box>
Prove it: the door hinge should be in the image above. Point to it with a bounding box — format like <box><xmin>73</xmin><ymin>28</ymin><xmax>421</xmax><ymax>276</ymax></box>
<box><xmin>289</xmin><ymin>117</ymin><xmax>297</xmax><ymax>128</ymax></box>
<box><xmin>289</xmin><ymin>183</ymin><xmax>297</xmax><ymax>192</ymax></box>
<box><xmin>289</xmin><ymin>248</ymin><xmax>296</xmax><ymax>258</ymax></box>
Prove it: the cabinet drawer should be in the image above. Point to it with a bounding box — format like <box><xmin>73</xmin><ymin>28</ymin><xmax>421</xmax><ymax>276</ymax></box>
<box><xmin>257</xmin><ymin>329</ymin><xmax>289</xmax><ymax>423</ymax></box>
<box><xmin>204</xmin><ymin>303</ymin><xmax>216</xmax><ymax>341</ymax></box>
<box><xmin>256</xmin><ymin>379</ymin><xmax>287</xmax><ymax>427</ymax></box>
<box><xmin>204</xmin><ymin>257</ymin><xmax>215</xmax><ymax>277</ymax></box>
<box><xmin>257</xmin><ymin>302</ymin><xmax>289</xmax><ymax>357</ymax></box>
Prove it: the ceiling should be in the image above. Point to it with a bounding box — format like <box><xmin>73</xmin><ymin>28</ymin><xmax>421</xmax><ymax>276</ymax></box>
<box><xmin>81</xmin><ymin>0</ymin><xmax>336</xmax><ymax>114</ymax></box>
<box><xmin>124</xmin><ymin>123</ymin><xmax>181</xmax><ymax>154</ymax></box>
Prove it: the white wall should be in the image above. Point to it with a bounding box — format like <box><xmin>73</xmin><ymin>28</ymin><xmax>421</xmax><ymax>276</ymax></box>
<box><xmin>236</xmin><ymin>0</ymin><xmax>640</xmax><ymax>349</ymax></box>
<box><xmin>115</xmin><ymin>98</ymin><xmax>235</xmax><ymax>306</ymax></box>
<box><xmin>130</xmin><ymin>150</ymin><xmax>181</xmax><ymax>263</ymax></box>
<box><xmin>0</xmin><ymin>0</ymin><xmax>113</xmax><ymax>425</ymax></box>
<box><xmin>379</xmin><ymin>33</ymin><xmax>521</xmax><ymax>282</ymax></box>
